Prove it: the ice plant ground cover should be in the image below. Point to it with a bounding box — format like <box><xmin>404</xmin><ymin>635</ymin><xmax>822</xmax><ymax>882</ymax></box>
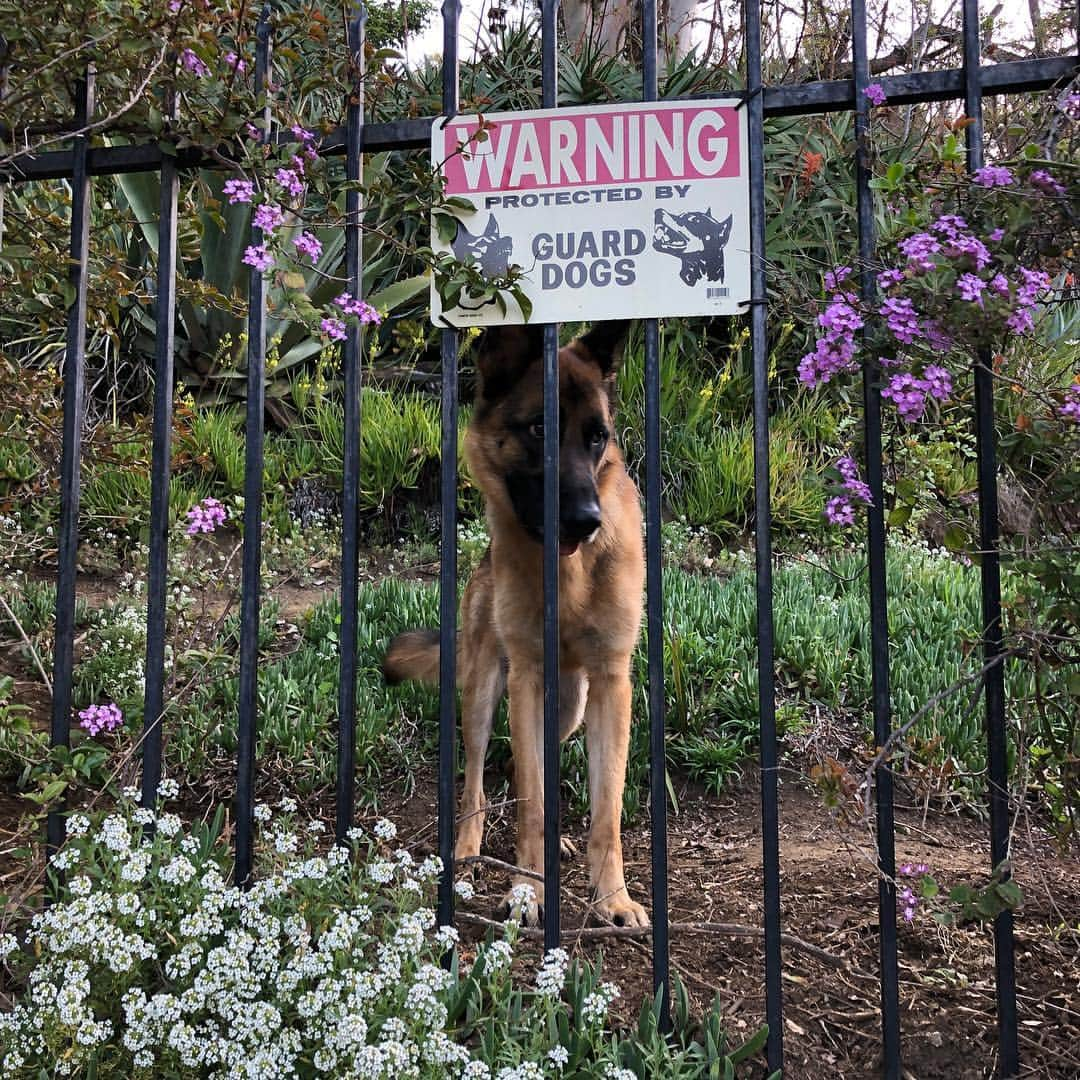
<box><xmin>0</xmin><ymin>794</ymin><xmax>771</xmax><ymax>1079</ymax></box>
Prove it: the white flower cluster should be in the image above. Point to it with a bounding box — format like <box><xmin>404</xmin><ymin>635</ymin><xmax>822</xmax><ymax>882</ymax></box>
<box><xmin>581</xmin><ymin>981</ymin><xmax>620</xmax><ymax>1024</ymax></box>
<box><xmin>1</xmin><ymin>800</ymin><xmax>644</xmax><ymax>1080</ymax></box>
<box><xmin>535</xmin><ymin>948</ymin><xmax>570</xmax><ymax>997</ymax></box>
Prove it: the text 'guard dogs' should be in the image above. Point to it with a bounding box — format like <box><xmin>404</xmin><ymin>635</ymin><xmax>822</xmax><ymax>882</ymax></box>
<box><xmin>384</xmin><ymin>322</ymin><xmax>648</xmax><ymax>928</ymax></box>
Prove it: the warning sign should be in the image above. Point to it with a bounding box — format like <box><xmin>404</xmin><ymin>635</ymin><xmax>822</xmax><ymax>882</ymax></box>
<box><xmin>430</xmin><ymin>100</ymin><xmax>750</xmax><ymax>326</ymax></box>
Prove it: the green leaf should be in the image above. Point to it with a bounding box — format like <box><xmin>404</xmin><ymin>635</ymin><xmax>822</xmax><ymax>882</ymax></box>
<box><xmin>995</xmin><ymin>880</ymin><xmax>1023</xmax><ymax>910</ymax></box>
<box><xmin>942</xmin><ymin>525</ymin><xmax>968</xmax><ymax>554</ymax></box>
<box><xmin>366</xmin><ymin>272</ymin><xmax>431</xmax><ymax>314</ymax></box>
<box><xmin>887</xmin><ymin>504</ymin><xmax>913</xmax><ymax>528</ymax></box>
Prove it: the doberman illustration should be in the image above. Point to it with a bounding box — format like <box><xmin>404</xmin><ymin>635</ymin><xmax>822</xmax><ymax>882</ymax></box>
<box><xmin>450</xmin><ymin>216</ymin><xmax>514</xmax><ymax>308</ymax></box>
<box><xmin>652</xmin><ymin>208</ymin><xmax>733</xmax><ymax>286</ymax></box>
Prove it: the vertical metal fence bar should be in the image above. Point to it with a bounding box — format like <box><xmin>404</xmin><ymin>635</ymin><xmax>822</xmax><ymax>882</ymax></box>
<box><xmin>140</xmin><ymin>71</ymin><xmax>180</xmax><ymax>811</ymax></box>
<box><xmin>437</xmin><ymin>0</ymin><xmax>462</xmax><ymax>931</ymax></box>
<box><xmin>850</xmin><ymin>2</ymin><xmax>901</xmax><ymax>1074</ymax></box>
<box><xmin>335</xmin><ymin>4</ymin><xmax>367</xmax><ymax>845</ymax></box>
<box><xmin>640</xmin><ymin>0</ymin><xmax>670</xmax><ymax>1023</ymax></box>
<box><xmin>744</xmin><ymin>2</ymin><xmax>783</xmax><ymax>1070</ymax></box>
<box><xmin>235</xmin><ymin>6</ymin><xmax>272</xmax><ymax>888</ymax></box>
<box><xmin>47</xmin><ymin>68</ymin><xmax>94</xmax><ymax>858</ymax></box>
<box><xmin>961</xmin><ymin>1</ymin><xmax>1019</xmax><ymax>1074</ymax></box>
<box><xmin>540</xmin><ymin>0</ymin><xmax>561</xmax><ymax>953</ymax></box>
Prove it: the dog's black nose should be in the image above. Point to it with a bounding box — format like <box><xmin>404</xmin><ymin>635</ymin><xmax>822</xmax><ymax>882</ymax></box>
<box><xmin>561</xmin><ymin>500</ymin><xmax>602</xmax><ymax>541</ymax></box>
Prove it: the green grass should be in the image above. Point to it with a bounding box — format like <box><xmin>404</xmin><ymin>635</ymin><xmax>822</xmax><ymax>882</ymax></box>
<box><xmin>173</xmin><ymin>579</ymin><xmax>441</xmax><ymax>796</ymax></box>
<box><xmin>163</xmin><ymin>542</ymin><xmax>1068</xmax><ymax>815</ymax></box>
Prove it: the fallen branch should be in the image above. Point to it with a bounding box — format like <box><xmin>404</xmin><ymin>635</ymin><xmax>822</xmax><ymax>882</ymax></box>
<box><xmin>0</xmin><ymin>594</ymin><xmax>53</xmax><ymax>695</ymax></box>
<box><xmin>455</xmin><ymin>911</ymin><xmax>876</xmax><ymax>980</ymax></box>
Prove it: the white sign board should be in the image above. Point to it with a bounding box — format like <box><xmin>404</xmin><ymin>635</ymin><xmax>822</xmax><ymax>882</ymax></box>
<box><xmin>430</xmin><ymin>100</ymin><xmax>750</xmax><ymax>326</ymax></box>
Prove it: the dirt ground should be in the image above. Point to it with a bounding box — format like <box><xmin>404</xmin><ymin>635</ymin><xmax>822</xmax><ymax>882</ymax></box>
<box><xmin>371</xmin><ymin>768</ymin><xmax>1080</xmax><ymax>1080</ymax></box>
<box><xmin>2</xmin><ymin>566</ymin><xmax>1078</xmax><ymax>1079</ymax></box>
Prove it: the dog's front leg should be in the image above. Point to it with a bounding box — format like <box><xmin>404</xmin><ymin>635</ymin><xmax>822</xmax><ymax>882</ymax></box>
<box><xmin>504</xmin><ymin>665</ymin><xmax>546</xmax><ymax>926</ymax></box>
<box><xmin>585</xmin><ymin>666</ymin><xmax>649</xmax><ymax>927</ymax></box>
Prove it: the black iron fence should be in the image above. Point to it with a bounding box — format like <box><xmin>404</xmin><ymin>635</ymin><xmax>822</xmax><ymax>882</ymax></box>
<box><xmin>3</xmin><ymin>2</ymin><xmax>1077</xmax><ymax>1077</ymax></box>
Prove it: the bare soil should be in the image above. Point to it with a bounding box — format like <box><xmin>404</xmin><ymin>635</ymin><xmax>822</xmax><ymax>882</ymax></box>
<box><xmin>372</xmin><ymin>769</ymin><xmax>1080</xmax><ymax>1080</ymax></box>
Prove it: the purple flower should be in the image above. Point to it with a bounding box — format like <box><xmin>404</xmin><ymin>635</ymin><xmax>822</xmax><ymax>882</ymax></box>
<box><xmin>898</xmin><ymin>232</ymin><xmax>940</xmax><ymax>273</ymax></box>
<box><xmin>836</xmin><ymin>456</ymin><xmax>860</xmax><ymax>484</ymax></box>
<box><xmin>898</xmin><ymin>885</ymin><xmax>918</xmax><ymax>922</ymax></box>
<box><xmin>931</xmin><ymin>214</ymin><xmax>968</xmax><ymax>241</ymax></box>
<box><xmin>943</xmin><ymin>233</ymin><xmax>991</xmax><ymax>270</ymax></box>
<box><xmin>223</xmin><ymin>178</ymin><xmax>255</xmax><ymax>205</ymax></box>
<box><xmin>253</xmin><ymin>203</ymin><xmax>285</xmax><ymax>234</ymax></box>
<box><xmin>863</xmin><ymin>83</ymin><xmax>887</xmax><ymax>107</ymax></box>
<box><xmin>78</xmin><ymin>702</ymin><xmax>124</xmax><ymax>737</ymax></box>
<box><xmin>824</xmin><ymin>496</ymin><xmax>855</xmax><ymax>526</ymax></box>
<box><xmin>224</xmin><ymin>51</ymin><xmax>247</xmax><ymax>73</ymax></box>
<box><xmin>834</xmin><ymin>455</ymin><xmax>873</xmax><ymax>506</ymax></box>
<box><xmin>1059</xmin><ymin>383</ymin><xmax>1080</xmax><ymax>423</ymax></box>
<box><xmin>294</xmin><ymin>231</ymin><xmax>323</xmax><ymax>261</ymax></box>
<box><xmin>334</xmin><ymin>292</ymin><xmax>383</xmax><ymax>325</ymax></box>
<box><xmin>988</xmin><ymin>273</ymin><xmax>1010</xmax><ymax>298</ymax></box>
<box><xmin>291</xmin><ymin>124</ymin><xmax>317</xmax><ymax>145</ymax></box>
<box><xmin>245</xmin><ymin>122</ymin><xmax>263</xmax><ymax>141</ymax></box>
<box><xmin>1017</xmin><ymin>267</ymin><xmax>1050</xmax><ymax>307</ymax></box>
<box><xmin>882</xmin><ymin>372</ymin><xmax>929</xmax><ymax>421</ymax></box>
<box><xmin>957</xmin><ymin>273</ymin><xmax>985</xmax><ymax>304</ymax></box>
<box><xmin>242</xmin><ymin>244</ymin><xmax>273</xmax><ymax>272</ymax></box>
<box><xmin>972</xmin><ymin>165</ymin><xmax>1015</xmax><ymax>188</ymax></box>
<box><xmin>168</xmin><ymin>0</ymin><xmax>181</xmax><ymax>10</ymax></box>
<box><xmin>321</xmin><ymin>317</ymin><xmax>348</xmax><ymax>341</ymax></box>
<box><xmin>180</xmin><ymin>48</ymin><xmax>209</xmax><ymax>78</ymax></box>
<box><xmin>1006</xmin><ymin>308</ymin><xmax>1034</xmax><ymax>335</ymax></box>
<box><xmin>824</xmin><ymin>265</ymin><xmax>852</xmax><ymax>292</ymax></box>
<box><xmin>922</xmin><ymin>365</ymin><xmax>953</xmax><ymax>401</ymax></box>
<box><xmin>186</xmin><ymin>497</ymin><xmax>227</xmax><ymax>536</ymax></box>
<box><xmin>880</xmin><ymin>297</ymin><xmax>920</xmax><ymax>345</ymax></box>
<box><xmin>1029</xmin><ymin>169</ymin><xmax>1065</xmax><ymax>196</ymax></box>
<box><xmin>877</xmin><ymin>268</ymin><xmax>905</xmax><ymax>290</ymax></box>
<box><xmin>274</xmin><ymin>167</ymin><xmax>305</xmax><ymax>200</ymax></box>
<box><xmin>797</xmin><ymin>331</ymin><xmax>858</xmax><ymax>388</ymax></box>
<box><xmin>922</xmin><ymin>319</ymin><xmax>953</xmax><ymax>353</ymax></box>
<box><xmin>988</xmin><ymin>228</ymin><xmax>1005</xmax><ymax>243</ymax></box>
<box><xmin>819</xmin><ymin>299</ymin><xmax>863</xmax><ymax>334</ymax></box>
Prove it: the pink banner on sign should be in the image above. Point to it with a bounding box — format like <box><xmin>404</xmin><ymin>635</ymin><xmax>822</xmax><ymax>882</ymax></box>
<box><xmin>439</xmin><ymin>105</ymin><xmax>741</xmax><ymax>195</ymax></box>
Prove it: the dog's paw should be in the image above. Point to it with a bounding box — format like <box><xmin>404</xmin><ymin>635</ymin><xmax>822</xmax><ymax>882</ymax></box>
<box><xmin>560</xmin><ymin>836</ymin><xmax>578</xmax><ymax>862</ymax></box>
<box><xmin>495</xmin><ymin>881</ymin><xmax>544</xmax><ymax>927</ymax></box>
<box><xmin>593</xmin><ymin>888</ymin><xmax>649</xmax><ymax>929</ymax></box>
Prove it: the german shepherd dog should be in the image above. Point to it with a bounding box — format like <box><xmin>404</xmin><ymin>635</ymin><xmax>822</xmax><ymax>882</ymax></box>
<box><xmin>384</xmin><ymin>322</ymin><xmax>648</xmax><ymax>928</ymax></box>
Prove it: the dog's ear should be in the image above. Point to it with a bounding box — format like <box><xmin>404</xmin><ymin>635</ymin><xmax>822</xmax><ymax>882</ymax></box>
<box><xmin>717</xmin><ymin>214</ymin><xmax>733</xmax><ymax>244</ymax></box>
<box><xmin>575</xmin><ymin>321</ymin><xmax>630</xmax><ymax>378</ymax></box>
<box><xmin>474</xmin><ymin>324</ymin><xmax>545</xmax><ymax>402</ymax></box>
<box><xmin>484</xmin><ymin>216</ymin><xmax>500</xmax><ymax>238</ymax></box>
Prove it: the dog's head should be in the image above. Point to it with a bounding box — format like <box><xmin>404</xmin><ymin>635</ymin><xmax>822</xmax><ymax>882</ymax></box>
<box><xmin>466</xmin><ymin>322</ymin><xmax>629</xmax><ymax>556</ymax></box>
<box><xmin>652</xmin><ymin>207</ymin><xmax>732</xmax><ymax>276</ymax></box>
<box><xmin>451</xmin><ymin>216</ymin><xmax>513</xmax><ymax>280</ymax></box>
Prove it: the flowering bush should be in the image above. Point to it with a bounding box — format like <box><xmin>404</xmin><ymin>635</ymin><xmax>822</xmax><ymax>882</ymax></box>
<box><xmin>801</xmin><ymin>151</ymin><xmax>1076</xmax><ymax>529</ymax></box>
<box><xmin>0</xmin><ymin>795</ymin><xmax>767</xmax><ymax>1078</ymax></box>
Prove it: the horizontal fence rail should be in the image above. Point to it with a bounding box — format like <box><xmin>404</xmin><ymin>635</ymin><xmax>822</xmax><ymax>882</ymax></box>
<box><xmin>10</xmin><ymin>2</ymin><xmax>1077</xmax><ymax>1076</ymax></box>
<box><xmin>3</xmin><ymin>56</ymin><xmax>1076</xmax><ymax>181</ymax></box>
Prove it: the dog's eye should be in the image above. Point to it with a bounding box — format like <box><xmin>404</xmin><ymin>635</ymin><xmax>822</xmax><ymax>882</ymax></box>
<box><xmin>590</xmin><ymin>429</ymin><xmax>608</xmax><ymax>447</ymax></box>
<box><xmin>528</xmin><ymin>422</ymin><xmax>544</xmax><ymax>440</ymax></box>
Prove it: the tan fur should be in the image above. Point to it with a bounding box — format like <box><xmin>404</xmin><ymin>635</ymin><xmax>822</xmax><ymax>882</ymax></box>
<box><xmin>383</xmin><ymin>324</ymin><xmax>647</xmax><ymax>928</ymax></box>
